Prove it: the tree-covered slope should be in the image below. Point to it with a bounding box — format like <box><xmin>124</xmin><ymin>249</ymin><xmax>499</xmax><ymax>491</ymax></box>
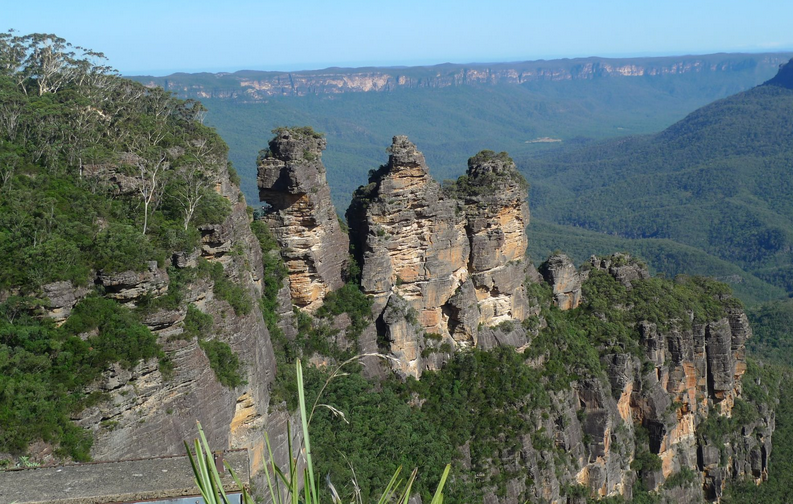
<box><xmin>153</xmin><ymin>54</ymin><xmax>791</xmax><ymax>210</ymax></box>
<box><xmin>0</xmin><ymin>32</ymin><xmax>248</xmax><ymax>460</ymax></box>
<box><xmin>523</xmin><ymin>60</ymin><xmax>793</xmax><ymax>298</ymax></box>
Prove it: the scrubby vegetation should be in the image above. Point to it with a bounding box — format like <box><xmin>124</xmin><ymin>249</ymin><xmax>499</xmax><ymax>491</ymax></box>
<box><xmin>0</xmin><ymin>296</ymin><xmax>166</xmax><ymax>460</ymax></box>
<box><xmin>0</xmin><ymin>32</ymin><xmax>250</xmax><ymax>460</ymax></box>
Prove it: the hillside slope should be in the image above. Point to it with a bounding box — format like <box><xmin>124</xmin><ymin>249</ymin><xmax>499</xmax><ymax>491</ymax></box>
<box><xmin>131</xmin><ymin>53</ymin><xmax>791</xmax><ymax>208</ymax></box>
<box><xmin>523</xmin><ymin>59</ymin><xmax>793</xmax><ymax>299</ymax></box>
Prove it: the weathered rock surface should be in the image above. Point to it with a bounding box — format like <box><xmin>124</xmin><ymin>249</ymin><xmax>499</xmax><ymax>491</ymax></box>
<box><xmin>41</xmin><ymin>280</ymin><xmax>91</xmax><ymax>323</ymax></box>
<box><xmin>258</xmin><ymin>128</ymin><xmax>348</xmax><ymax>311</ymax></box>
<box><xmin>347</xmin><ymin>136</ymin><xmax>471</xmax><ymax>376</ymax></box>
<box><xmin>455</xmin><ymin>254</ymin><xmax>769</xmax><ymax>504</ymax></box>
<box><xmin>65</xmin><ymin>162</ymin><xmax>289</xmax><ymax>483</ymax></box>
<box><xmin>540</xmin><ymin>253</ymin><xmax>584</xmax><ymax>310</ymax></box>
<box><xmin>460</xmin><ymin>151</ymin><xmax>531</xmax><ymax>326</ymax></box>
<box><xmin>347</xmin><ymin>138</ymin><xmax>535</xmax><ymax>376</ymax></box>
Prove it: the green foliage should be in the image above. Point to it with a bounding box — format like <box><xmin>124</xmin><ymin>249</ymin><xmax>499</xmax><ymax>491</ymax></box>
<box><xmin>186</xmin><ymin>361</ymin><xmax>451</xmax><ymax>504</ymax></box>
<box><xmin>0</xmin><ymin>32</ymin><xmax>233</xmax><ymax>292</ymax></box>
<box><xmin>315</xmin><ymin>282</ymin><xmax>373</xmax><ymax>341</ymax></box>
<box><xmin>528</xmin><ymin>219</ymin><xmax>786</xmax><ymax>305</ymax></box>
<box><xmin>523</xmin><ymin>83</ymin><xmax>793</xmax><ymax>301</ymax></box>
<box><xmin>181</xmin><ymin>303</ymin><xmax>214</xmax><ymax>340</ymax></box>
<box><xmin>664</xmin><ymin>466</ymin><xmax>698</xmax><ymax>488</ymax></box>
<box><xmin>722</xmin><ymin>371</ymin><xmax>793</xmax><ymax>504</ymax></box>
<box><xmin>93</xmin><ymin>223</ymin><xmax>158</xmax><ymax>273</ymax></box>
<box><xmin>251</xmin><ymin>219</ymin><xmax>288</xmax><ymax>330</ymax></box>
<box><xmin>199</xmin><ymin>339</ymin><xmax>245</xmax><ymax>388</ymax></box>
<box><xmin>201</xmin><ymin>259</ymin><xmax>253</xmax><ymax>316</ymax></box>
<box><xmin>271</xmin><ymin>125</ymin><xmax>324</xmax><ymax>139</ymax></box>
<box><xmin>63</xmin><ymin>296</ymin><xmax>164</xmax><ymax>369</ymax></box>
<box><xmin>746</xmin><ymin>299</ymin><xmax>793</xmax><ymax>366</ymax></box>
<box><xmin>0</xmin><ymin>295</ymin><xmax>165</xmax><ymax>460</ymax></box>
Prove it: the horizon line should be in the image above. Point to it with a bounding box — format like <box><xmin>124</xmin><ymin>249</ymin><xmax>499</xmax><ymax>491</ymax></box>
<box><xmin>123</xmin><ymin>49</ymin><xmax>793</xmax><ymax>78</ymax></box>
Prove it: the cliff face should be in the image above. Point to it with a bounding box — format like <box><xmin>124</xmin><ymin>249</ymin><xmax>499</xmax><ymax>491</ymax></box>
<box><xmin>468</xmin><ymin>256</ymin><xmax>770</xmax><ymax>504</ymax></box>
<box><xmin>135</xmin><ymin>54</ymin><xmax>792</xmax><ymax>100</ymax></box>
<box><xmin>346</xmin><ymin>138</ymin><xmax>532</xmax><ymax>376</ymax></box>
<box><xmin>346</xmin><ymin>136</ymin><xmax>470</xmax><ymax>376</ymax></box>
<box><xmin>52</xmin><ymin>163</ymin><xmax>285</xmax><ymax>474</ymax></box>
<box><xmin>461</xmin><ymin>152</ymin><xmax>531</xmax><ymax>326</ymax></box>
<box><xmin>257</xmin><ymin>128</ymin><xmax>348</xmax><ymax>311</ymax></box>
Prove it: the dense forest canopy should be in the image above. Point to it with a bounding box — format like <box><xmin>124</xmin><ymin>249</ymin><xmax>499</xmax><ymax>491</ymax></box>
<box><xmin>523</xmin><ymin>65</ymin><xmax>793</xmax><ymax>303</ymax></box>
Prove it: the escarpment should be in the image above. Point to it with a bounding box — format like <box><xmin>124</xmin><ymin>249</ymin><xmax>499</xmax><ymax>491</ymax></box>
<box><xmin>69</xmin><ymin>163</ymin><xmax>281</xmax><ymax>467</ymax></box>
<box><xmin>257</xmin><ymin>127</ymin><xmax>348</xmax><ymax>311</ymax></box>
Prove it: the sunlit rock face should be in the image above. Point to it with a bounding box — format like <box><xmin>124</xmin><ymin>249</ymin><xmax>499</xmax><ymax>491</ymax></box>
<box><xmin>347</xmin><ymin>138</ymin><xmax>533</xmax><ymax>377</ymax></box>
<box><xmin>459</xmin><ymin>151</ymin><xmax>531</xmax><ymax>326</ymax></box>
<box><xmin>346</xmin><ymin>136</ymin><xmax>470</xmax><ymax>375</ymax></box>
<box><xmin>257</xmin><ymin>128</ymin><xmax>348</xmax><ymax>312</ymax></box>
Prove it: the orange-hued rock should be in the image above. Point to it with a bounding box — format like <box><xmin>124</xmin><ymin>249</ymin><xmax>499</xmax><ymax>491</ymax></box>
<box><xmin>459</xmin><ymin>151</ymin><xmax>531</xmax><ymax>326</ymax></box>
<box><xmin>258</xmin><ymin>128</ymin><xmax>348</xmax><ymax>312</ymax></box>
<box><xmin>347</xmin><ymin>139</ymin><xmax>534</xmax><ymax>376</ymax></box>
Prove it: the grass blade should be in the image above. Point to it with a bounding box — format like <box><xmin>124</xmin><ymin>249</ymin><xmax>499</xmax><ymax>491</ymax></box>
<box><xmin>429</xmin><ymin>464</ymin><xmax>452</xmax><ymax>504</ymax></box>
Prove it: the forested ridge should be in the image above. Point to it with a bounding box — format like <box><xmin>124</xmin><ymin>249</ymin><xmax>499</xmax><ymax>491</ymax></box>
<box><xmin>2</xmin><ymin>31</ymin><xmax>793</xmax><ymax>504</ymax></box>
<box><xmin>523</xmin><ymin>62</ymin><xmax>793</xmax><ymax>302</ymax></box>
<box><xmin>0</xmin><ymin>32</ymin><xmax>243</xmax><ymax>460</ymax></box>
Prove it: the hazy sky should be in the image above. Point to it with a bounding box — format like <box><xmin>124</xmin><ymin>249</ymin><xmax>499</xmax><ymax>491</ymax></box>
<box><xmin>5</xmin><ymin>0</ymin><xmax>792</xmax><ymax>75</ymax></box>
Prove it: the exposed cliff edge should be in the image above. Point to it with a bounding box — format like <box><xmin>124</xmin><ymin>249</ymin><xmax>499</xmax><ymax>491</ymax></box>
<box><xmin>257</xmin><ymin>127</ymin><xmax>349</xmax><ymax>311</ymax></box>
<box><xmin>133</xmin><ymin>54</ymin><xmax>792</xmax><ymax>100</ymax></box>
<box><xmin>764</xmin><ymin>57</ymin><xmax>793</xmax><ymax>89</ymax></box>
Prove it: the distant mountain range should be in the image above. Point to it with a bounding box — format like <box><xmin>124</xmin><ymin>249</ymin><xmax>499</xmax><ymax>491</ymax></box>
<box><xmin>524</xmin><ymin>58</ymin><xmax>793</xmax><ymax>303</ymax></box>
<box><xmin>131</xmin><ymin>52</ymin><xmax>792</xmax><ymax>214</ymax></box>
<box><xmin>132</xmin><ymin>53</ymin><xmax>791</xmax><ymax>100</ymax></box>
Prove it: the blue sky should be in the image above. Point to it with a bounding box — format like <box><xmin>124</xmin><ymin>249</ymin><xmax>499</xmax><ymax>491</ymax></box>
<box><xmin>5</xmin><ymin>0</ymin><xmax>792</xmax><ymax>75</ymax></box>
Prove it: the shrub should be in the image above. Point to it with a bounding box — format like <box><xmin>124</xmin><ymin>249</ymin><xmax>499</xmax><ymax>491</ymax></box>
<box><xmin>199</xmin><ymin>339</ymin><xmax>245</xmax><ymax>388</ymax></box>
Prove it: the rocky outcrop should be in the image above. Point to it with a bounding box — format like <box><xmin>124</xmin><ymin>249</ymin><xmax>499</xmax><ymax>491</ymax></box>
<box><xmin>467</xmin><ymin>254</ymin><xmax>768</xmax><ymax>504</ymax></box>
<box><xmin>41</xmin><ymin>280</ymin><xmax>91</xmax><ymax>323</ymax></box>
<box><xmin>588</xmin><ymin>253</ymin><xmax>650</xmax><ymax>288</ymax></box>
<box><xmin>257</xmin><ymin>128</ymin><xmax>348</xmax><ymax>311</ymax></box>
<box><xmin>459</xmin><ymin>151</ymin><xmax>531</xmax><ymax>326</ymax></box>
<box><xmin>540</xmin><ymin>253</ymin><xmax>584</xmax><ymax>310</ymax></box>
<box><xmin>347</xmin><ymin>138</ymin><xmax>534</xmax><ymax>376</ymax></box>
<box><xmin>346</xmin><ymin>136</ymin><xmax>469</xmax><ymax>376</ymax></box>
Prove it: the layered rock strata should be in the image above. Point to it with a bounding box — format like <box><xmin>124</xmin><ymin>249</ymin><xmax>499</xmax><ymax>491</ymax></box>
<box><xmin>476</xmin><ymin>255</ymin><xmax>768</xmax><ymax>504</ymax></box>
<box><xmin>257</xmin><ymin>128</ymin><xmax>348</xmax><ymax>311</ymax></box>
<box><xmin>65</xmin><ymin>161</ymin><xmax>288</xmax><ymax>481</ymax></box>
<box><xmin>459</xmin><ymin>151</ymin><xmax>531</xmax><ymax>326</ymax></box>
<box><xmin>346</xmin><ymin>136</ymin><xmax>470</xmax><ymax>376</ymax></box>
<box><xmin>347</xmin><ymin>138</ymin><xmax>532</xmax><ymax>376</ymax></box>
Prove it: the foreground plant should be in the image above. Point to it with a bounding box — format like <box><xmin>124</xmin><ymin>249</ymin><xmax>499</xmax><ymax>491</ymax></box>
<box><xmin>186</xmin><ymin>357</ymin><xmax>450</xmax><ymax>503</ymax></box>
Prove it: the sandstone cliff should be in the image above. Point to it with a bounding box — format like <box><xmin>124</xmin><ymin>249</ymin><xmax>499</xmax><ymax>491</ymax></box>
<box><xmin>64</xmin><ymin>162</ymin><xmax>281</xmax><ymax>472</ymax></box>
<box><xmin>346</xmin><ymin>138</ymin><xmax>533</xmax><ymax>377</ymax></box>
<box><xmin>135</xmin><ymin>54</ymin><xmax>792</xmax><ymax>100</ymax></box>
<box><xmin>346</xmin><ymin>136</ymin><xmax>470</xmax><ymax>376</ymax></box>
<box><xmin>459</xmin><ymin>151</ymin><xmax>531</xmax><ymax>326</ymax></box>
<box><xmin>468</xmin><ymin>255</ymin><xmax>771</xmax><ymax>504</ymax></box>
<box><xmin>257</xmin><ymin>127</ymin><xmax>349</xmax><ymax>311</ymax></box>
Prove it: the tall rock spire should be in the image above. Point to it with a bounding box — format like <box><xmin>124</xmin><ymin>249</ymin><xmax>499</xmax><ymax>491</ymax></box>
<box><xmin>257</xmin><ymin>127</ymin><xmax>348</xmax><ymax>311</ymax></box>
